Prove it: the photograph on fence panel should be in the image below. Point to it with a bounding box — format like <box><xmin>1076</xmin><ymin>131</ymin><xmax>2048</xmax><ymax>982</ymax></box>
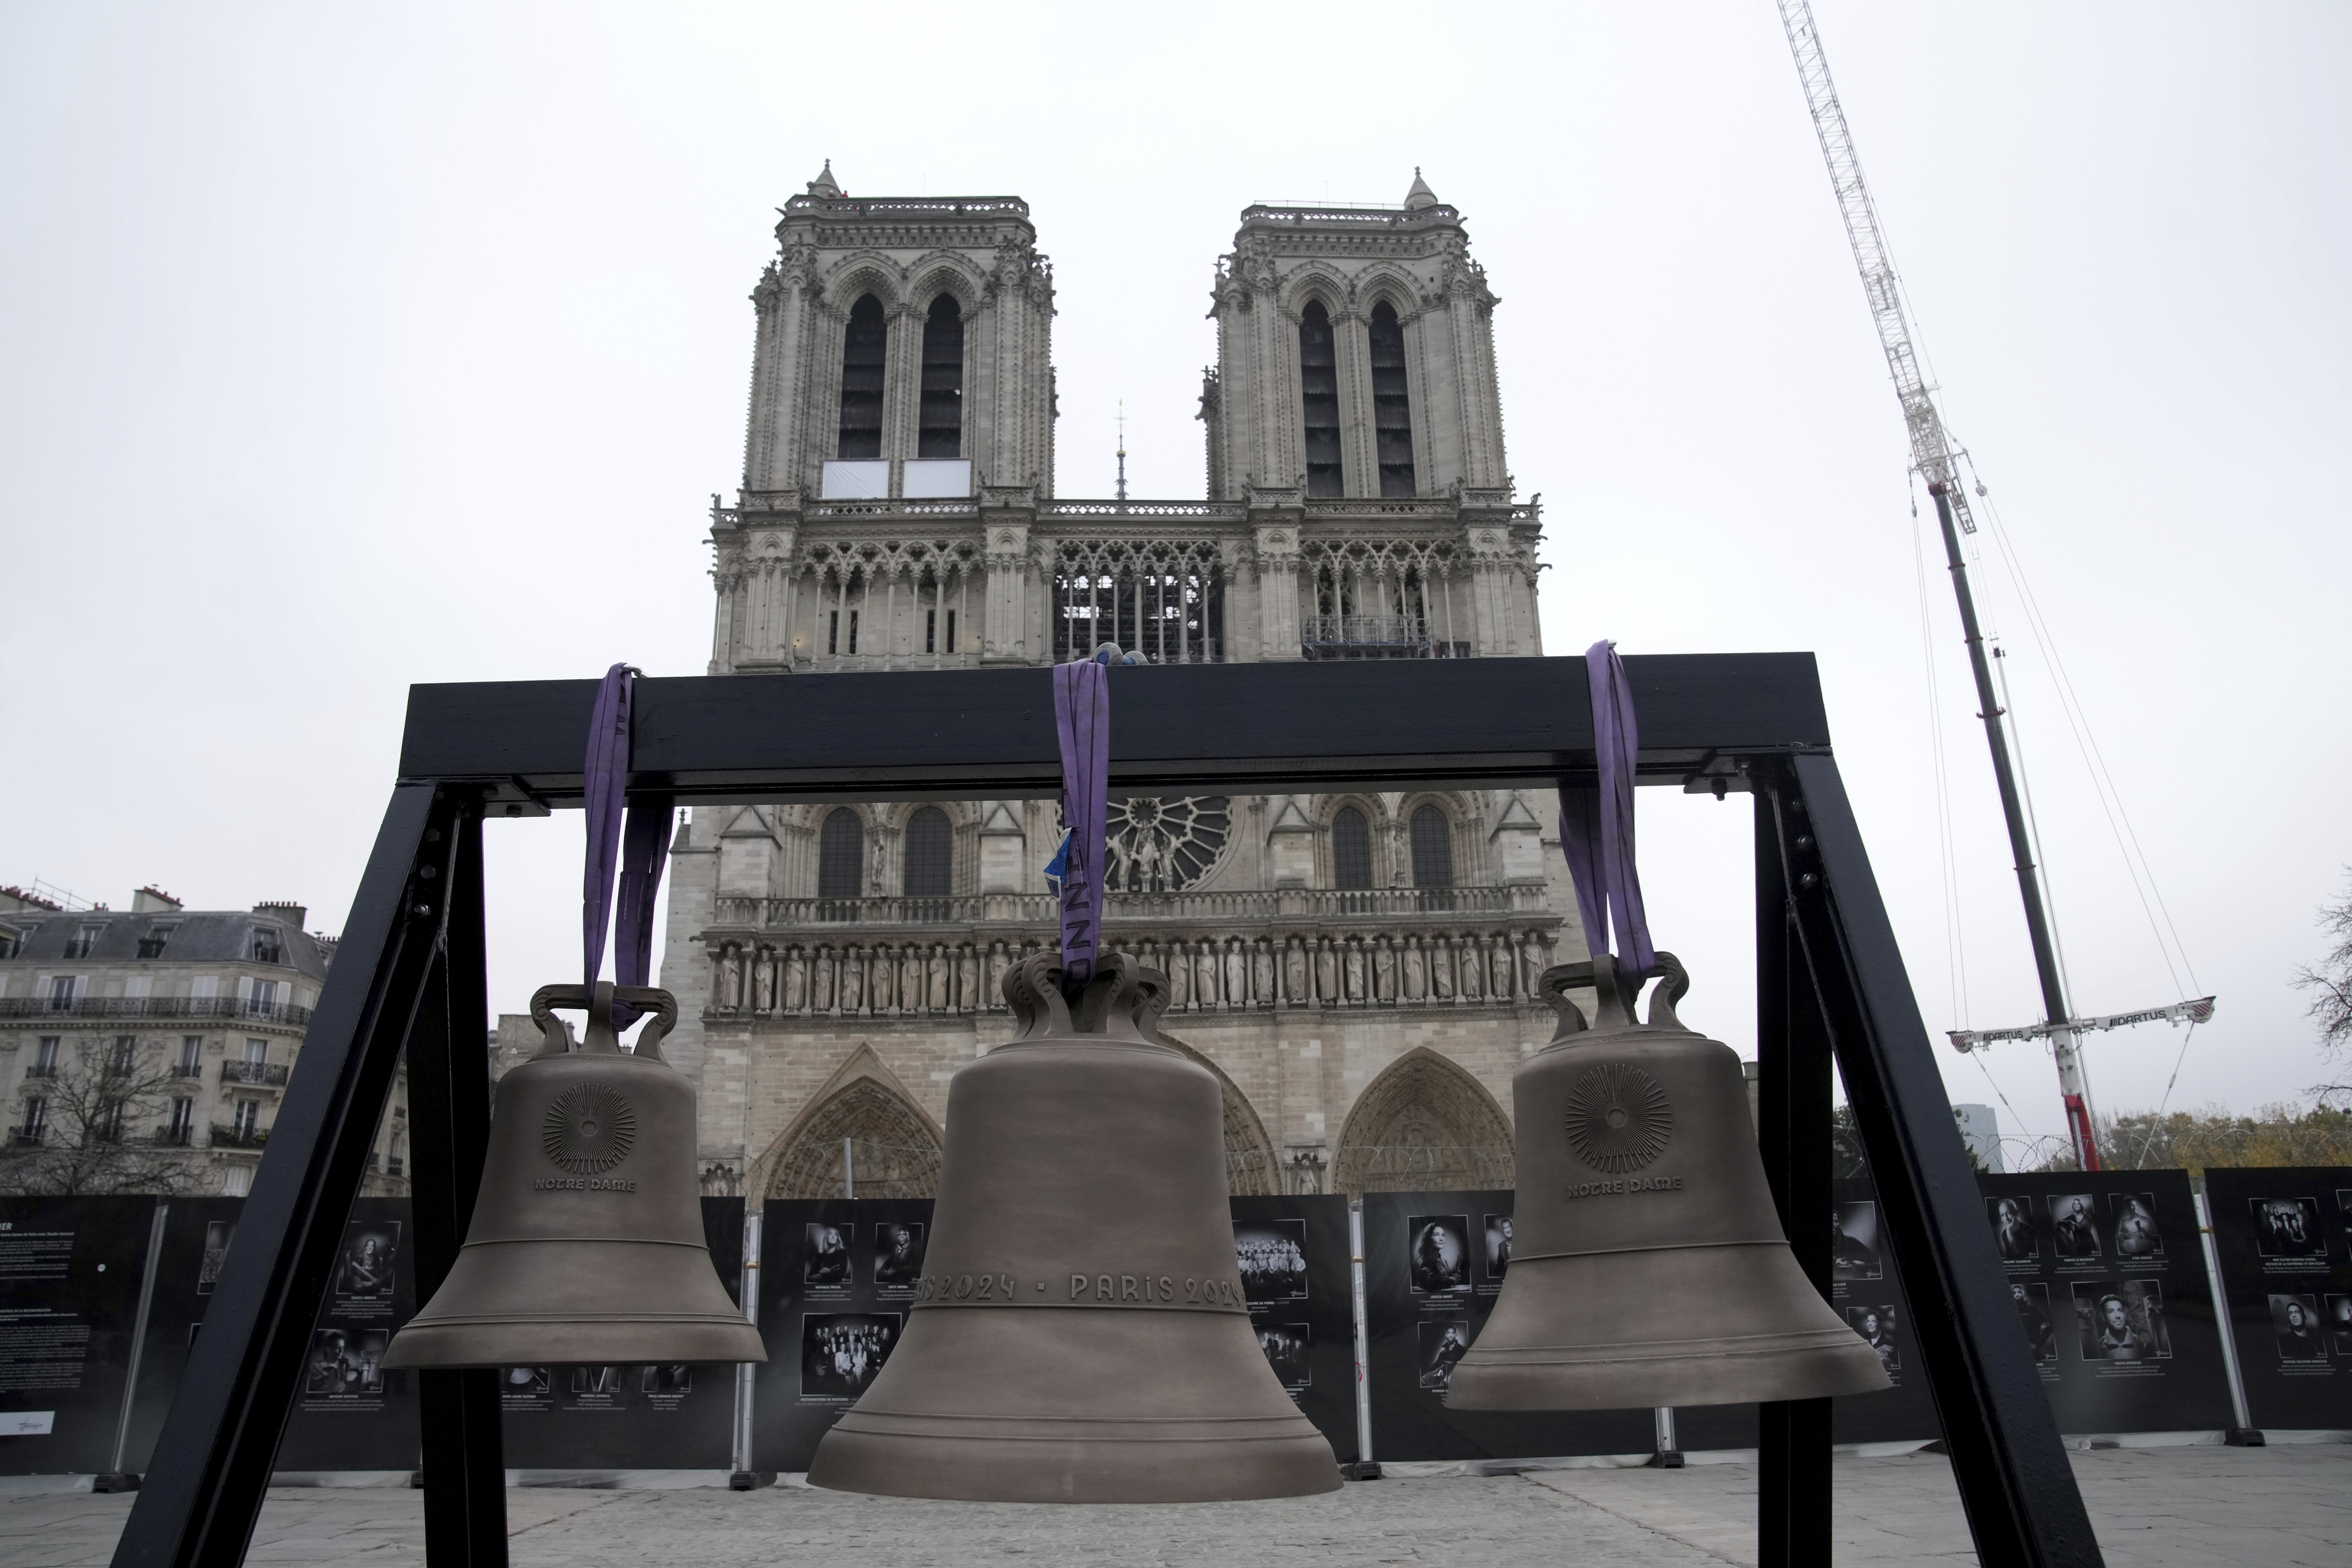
<box><xmin>2204</xmin><ymin>1168</ymin><xmax>2352</xmax><ymax>1429</ymax></box>
<box><xmin>1230</xmin><ymin>1195</ymin><xmax>1354</xmax><ymax>1460</ymax></box>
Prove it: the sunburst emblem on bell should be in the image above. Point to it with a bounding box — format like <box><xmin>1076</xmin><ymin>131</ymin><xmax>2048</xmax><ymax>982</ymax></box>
<box><xmin>806</xmin><ymin>952</ymin><xmax>1341</xmax><ymax>1502</ymax></box>
<box><xmin>383</xmin><ymin>982</ymin><xmax>766</xmax><ymax>1369</ymax></box>
<box><xmin>1446</xmin><ymin>953</ymin><xmax>1890</xmax><ymax>1410</ymax></box>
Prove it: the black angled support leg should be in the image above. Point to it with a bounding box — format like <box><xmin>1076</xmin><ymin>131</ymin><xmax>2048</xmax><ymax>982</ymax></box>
<box><xmin>113</xmin><ymin>783</ymin><xmax>451</xmax><ymax>1568</ymax></box>
<box><xmin>1776</xmin><ymin>754</ymin><xmax>2102</xmax><ymax>1566</ymax></box>
<box><xmin>1753</xmin><ymin>783</ymin><xmax>1832</xmax><ymax>1567</ymax></box>
<box><xmin>407</xmin><ymin>804</ymin><xmax>508</xmax><ymax>1567</ymax></box>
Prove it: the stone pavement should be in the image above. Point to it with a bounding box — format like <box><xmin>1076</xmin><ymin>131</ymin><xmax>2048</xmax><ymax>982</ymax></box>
<box><xmin>4</xmin><ymin>1445</ymin><xmax>2347</xmax><ymax>1567</ymax></box>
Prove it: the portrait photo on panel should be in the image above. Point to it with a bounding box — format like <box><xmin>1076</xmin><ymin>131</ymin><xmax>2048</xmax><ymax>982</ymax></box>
<box><xmin>2269</xmin><ymin>1293</ymin><xmax>2328</xmax><ymax>1361</ymax></box>
<box><xmin>502</xmin><ymin>1366</ymin><xmax>550</xmax><ymax>1396</ymax></box>
<box><xmin>2337</xmin><ymin>1188</ymin><xmax>2352</xmax><ymax>1230</ymax></box>
<box><xmin>335</xmin><ymin>1220</ymin><xmax>400</xmax><ymax>1298</ymax></box>
<box><xmin>1833</xmin><ymin>1200</ymin><xmax>1883</xmax><ymax>1280</ymax></box>
<box><xmin>198</xmin><ymin>1220</ymin><xmax>237</xmax><ymax>1295</ymax></box>
<box><xmin>2072</xmin><ymin>1281</ymin><xmax>2171</xmax><ymax>1361</ymax></box>
<box><xmin>2109</xmin><ymin>1194</ymin><xmax>2164</xmax><ymax>1259</ymax></box>
<box><xmin>304</xmin><ymin>1328</ymin><xmax>386</xmax><ymax>1395</ymax></box>
<box><xmin>1988</xmin><ymin>1196</ymin><xmax>2040</xmax><ymax>1263</ymax></box>
<box><xmin>571</xmin><ymin>1365</ymin><xmax>626</xmax><ymax>1396</ymax></box>
<box><xmin>1407</xmin><ymin>1214</ymin><xmax>1472</xmax><ymax>1295</ymax></box>
<box><xmin>2254</xmin><ymin>1198</ymin><xmax>2327</xmax><ymax>1260</ymax></box>
<box><xmin>1847</xmin><ymin>1305</ymin><xmax>1900</xmax><ymax>1375</ymax></box>
<box><xmin>871</xmin><ymin>1222</ymin><xmax>926</xmax><ymax>1288</ymax></box>
<box><xmin>640</xmin><ymin>1364</ymin><xmax>692</xmax><ymax>1395</ymax></box>
<box><xmin>805</xmin><ymin>1221</ymin><xmax>852</xmax><ymax>1285</ymax></box>
<box><xmin>2327</xmin><ymin>1294</ymin><xmax>2352</xmax><ymax>1357</ymax></box>
<box><xmin>1417</xmin><ymin>1318</ymin><xmax>1474</xmax><ymax>1391</ymax></box>
<box><xmin>2011</xmin><ymin>1282</ymin><xmax>2058</xmax><ymax>1363</ymax></box>
<box><xmin>1234</xmin><ymin>1218</ymin><xmax>1308</xmax><ymax>1302</ymax></box>
<box><xmin>2049</xmin><ymin>1194</ymin><xmax>2102</xmax><ymax>1259</ymax></box>
<box><xmin>802</xmin><ymin>1312</ymin><xmax>901</xmax><ymax>1400</ymax></box>
<box><xmin>1256</xmin><ymin>1321</ymin><xmax>1312</xmax><ymax>1390</ymax></box>
<box><xmin>1484</xmin><ymin>1214</ymin><xmax>1514</xmax><ymax>1281</ymax></box>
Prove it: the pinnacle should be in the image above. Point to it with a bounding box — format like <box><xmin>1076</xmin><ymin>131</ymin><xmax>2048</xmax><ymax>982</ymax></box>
<box><xmin>1403</xmin><ymin>167</ymin><xmax>1439</xmax><ymax>211</ymax></box>
<box><xmin>807</xmin><ymin>159</ymin><xmax>842</xmax><ymax>198</ymax></box>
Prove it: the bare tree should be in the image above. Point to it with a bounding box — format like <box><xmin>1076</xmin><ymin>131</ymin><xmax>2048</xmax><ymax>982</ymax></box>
<box><xmin>2292</xmin><ymin>868</ymin><xmax>2352</xmax><ymax>1106</ymax></box>
<box><xmin>0</xmin><ymin>1035</ymin><xmax>206</xmax><ymax>1196</ymax></box>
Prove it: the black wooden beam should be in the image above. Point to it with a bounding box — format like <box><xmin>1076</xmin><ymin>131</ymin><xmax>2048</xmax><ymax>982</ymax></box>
<box><xmin>399</xmin><ymin>653</ymin><xmax>1830</xmax><ymax>805</ymax></box>
<box><xmin>113</xmin><ymin>785</ymin><xmax>448</xmax><ymax>1568</ymax></box>
<box><xmin>1780</xmin><ymin>753</ymin><xmax>2103</xmax><ymax>1566</ymax></box>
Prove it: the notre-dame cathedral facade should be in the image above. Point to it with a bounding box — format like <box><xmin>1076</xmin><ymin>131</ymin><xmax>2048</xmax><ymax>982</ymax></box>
<box><xmin>659</xmin><ymin>164</ymin><xmax>1583</xmax><ymax>1202</ymax></box>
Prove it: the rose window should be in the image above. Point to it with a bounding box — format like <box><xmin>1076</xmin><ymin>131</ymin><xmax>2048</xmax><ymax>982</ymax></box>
<box><xmin>1106</xmin><ymin>797</ymin><xmax>1231</xmax><ymax>891</ymax></box>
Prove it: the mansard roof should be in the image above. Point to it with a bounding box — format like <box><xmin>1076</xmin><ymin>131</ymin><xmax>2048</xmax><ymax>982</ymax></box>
<box><xmin>0</xmin><ymin>906</ymin><xmax>333</xmax><ymax>979</ymax></box>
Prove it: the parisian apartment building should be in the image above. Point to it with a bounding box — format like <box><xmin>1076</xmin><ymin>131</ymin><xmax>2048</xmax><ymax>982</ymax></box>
<box><xmin>0</xmin><ymin>884</ymin><xmax>407</xmax><ymax>1196</ymax></box>
<box><xmin>658</xmin><ymin>166</ymin><xmax>1586</xmax><ymax>1205</ymax></box>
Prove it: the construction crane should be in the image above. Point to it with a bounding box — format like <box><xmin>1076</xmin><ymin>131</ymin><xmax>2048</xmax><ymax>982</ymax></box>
<box><xmin>1774</xmin><ymin>1</ymin><xmax>2213</xmax><ymax>1170</ymax></box>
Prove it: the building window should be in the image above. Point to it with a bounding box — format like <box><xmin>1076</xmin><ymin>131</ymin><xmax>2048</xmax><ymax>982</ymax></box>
<box><xmin>31</xmin><ymin>1037</ymin><xmax>59</xmax><ymax>1077</ymax></box>
<box><xmin>1368</xmin><ymin>300</ymin><xmax>1416</xmax><ymax>497</ymax></box>
<box><xmin>926</xmin><ymin>607</ymin><xmax>959</xmax><ymax>655</ymax></box>
<box><xmin>47</xmin><ymin>975</ymin><xmax>78</xmax><ymax>1011</ymax></box>
<box><xmin>224</xmin><ymin>1164</ymin><xmax>252</xmax><ymax>1196</ymax></box>
<box><xmin>818</xmin><ymin>810</ymin><xmax>865</xmax><ymax>902</ymax></box>
<box><xmin>918</xmin><ymin>295</ymin><xmax>964</xmax><ymax>459</ymax></box>
<box><xmin>17</xmin><ymin>1097</ymin><xmax>46</xmax><ymax>1143</ymax></box>
<box><xmin>0</xmin><ymin>929</ymin><xmax>20</xmax><ymax>961</ymax></box>
<box><xmin>243</xmin><ymin>1038</ymin><xmax>267</xmax><ymax>1067</ymax></box>
<box><xmin>250</xmin><ymin>927</ymin><xmax>283</xmax><ymax>965</ymax></box>
<box><xmin>903</xmin><ymin>808</ymin><xmax>952</xmax><ymax>899</ymax></box>
<box><xmin>1332</xmin><ymin>807</ymin><xmax>1374</xmax><ymax>891</ymax></box>
<box><xmin>137</xmin><ymin>924</ymin><xmax>176</xmax><ymax>959</ymax></box>
<box><xmin>828</xmin><ymin>608</ymin><xmax>860</xmax><ymax>656</ymax></box>
<box><xmin>232</xmin><ymin>1099</ymin><xmax>260</xmax><ymax>1139</ymax></box>
<box><xmin>838</xmin><ymin>294</ymin><xmax>887</xmax><ymax>461</ymax></box>
<box><xmin>109</xmin><ymin>1035</ymin><xmax>137</xmax><ymax>1074</ymax></box>
<box><xmin>63</xmin><ymin>923</ymin><xmax>102</xmax><ymax>961</ymax></box>
<box><xmin>96</xmin><ymin>1100</ymin><xmax>125</xmax><ymax>1142</ymax></box>
<box><xmin>247</xmin><ymin>979</ymin><xmax>279</xmax><ymax>1015</ymax></box>
<box><xmin>1298</xmin><ymin>300</ymin><xmax>1342</xmax><ymax>498</ymax></box>
<box><xmin>168</xmin><ymin>1098</ymin><xmax>194</xmax><ymax>1144</ymax></box>
<box><xmin>178</xmin><ymin>1036</ymin><xmax>204</xmax><ymax>1076</ymax></box>
<box><xmin>1410</xmin><ymin>805</ymin><xmax>1455</xmax><ymax>888</ymax></box>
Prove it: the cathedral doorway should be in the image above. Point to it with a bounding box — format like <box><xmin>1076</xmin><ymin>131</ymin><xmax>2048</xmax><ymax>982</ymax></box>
<box><xmin>766</xmin><ymin>1076</ymin><xmax>943</xmax><ymax>1199</ymax></box>
<box><xmin>1331</xmin><ymin>1047</ymin><xmax>1515</xmax><ymax>1197</ymax></box>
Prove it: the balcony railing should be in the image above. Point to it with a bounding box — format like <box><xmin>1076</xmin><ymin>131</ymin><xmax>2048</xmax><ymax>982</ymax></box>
<box><xmin>716</xmin><ymin>884</ymin><xmax>1547</xmax><ymax>932</ymax></box>
<box><xmin>220</xmin><ymin>1060</ymin><xmax>290</xmax><ymax>1087</ymax></box>
<box><xmin>24</xmin><ymin>1063</ymin><xmax>58</xmax><ymax>1080</ymax></box>
<box><xmin>8</xmin><ymin>1128</ymin><xmax>44</xmax><ymax>1145</ymax></box>
<box><xmin>152</xmin><ymin>1126</ymin><xmax>193</xmax><ymax>1147</ymax></box>
<box><xmin>169</xmin><ymin>1062</ymin><xmax>204</xmax><ymax>1079</ymax></box>
<box><xmin>387</xmin><ymin>1156</ymin><xmax>404</xmax><ymax>1177</ymax></box>
<box><xmin>0</xmin><ymin>997</ymin><xmax>312</xmax><ymax>1027</ymax></box>
<box><xmin>211</xmin><ymin>1124</ymin><xmax>268</xmax><ymax>1150</ymax></box>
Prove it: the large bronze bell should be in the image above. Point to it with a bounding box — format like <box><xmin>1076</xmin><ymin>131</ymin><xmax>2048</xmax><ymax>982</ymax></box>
<box><xmin>383</xmin><ymin>982</ymin><xmax>766</xmax><ymax>1369</ymax></box>
<box><xmin>1446</xmin><ymin>954</ymin><xmax>1888</xmax><ymax>1410</ymax></box>
<box><xmin>807</xmin><ymin>952</ymin><xmax>1341</xmax><ymax>1502</ymax></box>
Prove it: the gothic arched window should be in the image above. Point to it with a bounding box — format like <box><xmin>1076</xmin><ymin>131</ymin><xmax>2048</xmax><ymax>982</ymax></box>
<box><xmin>903</xmin><ymin>807</ymin><xmax>952</xmax><ymax>898</ymax></box>
<box><xmin>1410</xmin><ymin>805</ymin><xmax>1454</xmax><ymax>888</ymax></box>
<box><xmin>1298</xmin><ymin>300</ymin><xmax>1342</xmax><ymax>498</ymax></box>
<box><xmin>1332</xmin><ymin>806</ymin><xmax>1374</xmax><ymax>890</ymax></box>
<box><xmin>918</xmin><ymin>296</ymin><xmax>963</xmax><ymax>459</ymax></box>
<box><xmin>818</xmin><ymin>809</ymin><xmax>865</xmax><ymax>900</ymax></box>
<box><xmin>1368</xmin><ymin>300</ymin><xmax>1416</xmax><ymax>496</ymax></box>
<box><xmin>838</xmin><ymin>294</ymin><xmax>887</xmax><ymax>461</ymax></box>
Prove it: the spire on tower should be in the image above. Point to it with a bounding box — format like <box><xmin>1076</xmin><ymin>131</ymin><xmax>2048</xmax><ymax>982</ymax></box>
<box><xmin>807</xmin><ymin>159</ymin><xmax>842</xmax><ymax>198</ymax></box>
<box><xmin>1115</xmin><ymin>400</ymin><xmax>1129</xmax><ymax>502</ymax></box>
<box><xmin>1403</xmin><ymin>167</ymin><xmax>1440</xmax><ymax>211</ymax></box>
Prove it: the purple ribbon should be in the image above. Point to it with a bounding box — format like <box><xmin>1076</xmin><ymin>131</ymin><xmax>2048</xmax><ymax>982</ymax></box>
<box><xmin>583</xmin><ymin>663</ymin><xmax>674</xmax><ymax>1027</ymax></box>
<box><xmin>1558</xmin><ymin>640</ymin><xmax>1655</xmax><ymax>979</ymax></box>
<box><xmin>1053</xmin><ymin>659</ymin><xmax>1110</xmax><ymax>993</ymax></box>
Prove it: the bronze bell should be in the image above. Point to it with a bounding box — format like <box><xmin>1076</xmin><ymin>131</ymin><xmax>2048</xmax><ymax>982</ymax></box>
<box><xmin>807</xmin><ymin>952</ymin><xmax>1341</xmax><ymax>1502</ymax></box>
<box><xmin>383</xmin><ymin>982</ymin><xmax>766</xmax><ymax>1370</ymax></box>
<box><xmin>1446</xmin><ymin>953</ymin><xmax>1888</xmax><ymax>1410</ymax></box>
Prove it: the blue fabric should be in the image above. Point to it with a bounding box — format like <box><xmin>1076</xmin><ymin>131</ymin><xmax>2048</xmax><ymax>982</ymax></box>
<box><xmin>582</xmin><ymin>663</ymin><xmax>671</xmax><ymax>1028</ymax></box>
<box><xmin>1558</xmin><ymin>640</ymin><xmax>1655</xmax><ymax>978</ymax></box>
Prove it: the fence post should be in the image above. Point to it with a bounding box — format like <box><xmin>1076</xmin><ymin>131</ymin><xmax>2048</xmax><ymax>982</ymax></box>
<box><xmin>731</xmin><ymin>1205</ymin><xmax>768</xmax><ymax>1487</ymax></box>
<box><xmin>1347</xmin><ymin>1198</ymin><xmax>1377</xmax><ymax>1479</ymax></box>
<box><xmin>2193</xmin><ymin>1187</ymin><xmax>2262</xmax><ymax>1446</ymax></box>
<box><xmin>95</xmin><ymin>1200</ymin><xmax>172</xmax><ymax>1492</ymax></box>
<box><xmin>842</xmin><ymin>1138</ymin><xmax>854</xmax><ymax>1199</ymax></box>
<box><xmin>1648</xmin><ymin>1406</ymin><xmax>1684</xmax><ymax>1468</ymax></box>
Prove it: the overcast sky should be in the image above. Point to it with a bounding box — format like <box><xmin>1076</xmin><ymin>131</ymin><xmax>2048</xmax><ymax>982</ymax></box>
<box><xmin>4</xmin><ymin>2</ymin><xmax>2346</xmax><ymax>1157</ymax></box>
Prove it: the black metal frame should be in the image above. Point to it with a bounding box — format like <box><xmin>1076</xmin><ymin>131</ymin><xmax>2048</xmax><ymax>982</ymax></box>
<box><xmin>109</xmin><ymin>654</ymin><xmax>2102</xmax><ymax>1568</ymax></box>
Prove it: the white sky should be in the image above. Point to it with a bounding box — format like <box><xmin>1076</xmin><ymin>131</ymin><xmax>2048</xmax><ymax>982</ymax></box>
<box><xmin>3</xmin><ymin>3</ymin><xmax>2346</xmax><ymax>1156</ymax></box>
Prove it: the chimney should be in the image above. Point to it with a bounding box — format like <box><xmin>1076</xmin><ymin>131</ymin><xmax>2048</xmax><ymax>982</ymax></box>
<box><xmin>253</xmin><ymin>900</ymin><xmax>308</xmax><ymax>929</ymax></box>
<box><xmin>133</xmin><ymin>886</ymin><xmax>184</xmax><ymax>913</ymax></box>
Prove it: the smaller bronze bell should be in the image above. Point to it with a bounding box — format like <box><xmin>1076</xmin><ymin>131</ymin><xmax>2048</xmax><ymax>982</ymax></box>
<box><xmin>383</xmin><ymin>982</ymin><xmax>766</xmax><ymax>1370</ymax></box>
<box><xmin>1446</xmin><ymin>954</ymin><xmax>1888</xmax><ymax>1410</ymax></box>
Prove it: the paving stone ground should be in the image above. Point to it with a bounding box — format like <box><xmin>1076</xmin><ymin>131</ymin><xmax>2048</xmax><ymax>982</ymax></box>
<box><xmin>5</xmin><ymin>1445</ymin><xmax>2347</xmax><ymax>1567</ymax></box>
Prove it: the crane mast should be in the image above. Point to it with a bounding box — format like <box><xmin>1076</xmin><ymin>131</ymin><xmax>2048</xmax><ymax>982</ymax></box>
<box><xmin>1774</xmin><ymin>0</ymin><xmax>2102</xmax><ymax>1168</ymax></box>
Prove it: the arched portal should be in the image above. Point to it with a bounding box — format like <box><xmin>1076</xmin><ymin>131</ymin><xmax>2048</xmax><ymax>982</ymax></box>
<box><xmin>767</xmin><ymin>1075</ymin><xmax>943</xmax><ymax>1199</ymax></box>
<box><xmin>1332</xmin><ymin>1047</ymin><xmax>1515</xmax><ymax>1197</ymax></box>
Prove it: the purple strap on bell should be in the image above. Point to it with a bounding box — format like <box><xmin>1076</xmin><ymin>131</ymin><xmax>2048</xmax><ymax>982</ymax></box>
<box><xmin>583</xmin><ymin>663</ymin><xmax>675</xmax><ymax>1028</ymax></box>
<box><xmin>1558</xmin><ymin>639</ymin><xmax>1656</xmax><ymax>980</ymax></box>
<box><xmin>1053</xmin><ymin>658</ymin><xmax>1111</xmax><ymax>995</ymax></box>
